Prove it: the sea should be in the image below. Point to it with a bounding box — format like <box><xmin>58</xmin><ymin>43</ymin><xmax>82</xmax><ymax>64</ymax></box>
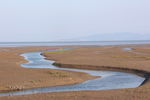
<box><xmin>0</xmin><ymin>41</ymin><xmax>150</xmax><ymax>47</ymax></box>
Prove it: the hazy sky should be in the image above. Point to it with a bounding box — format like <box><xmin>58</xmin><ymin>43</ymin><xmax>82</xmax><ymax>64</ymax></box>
<box><xmin>0</xmin><ymin>0</ymin><xmax>150</xmax><ymax>42</ymax></box>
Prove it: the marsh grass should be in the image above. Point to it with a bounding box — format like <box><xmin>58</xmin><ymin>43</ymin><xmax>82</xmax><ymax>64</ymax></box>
<box><xmin>47</xmin><ymin>70</ymin><xmax>68</xmax><ymax>77</ymax></box>
<box><xmin>46</xmin><ymin>51</ymin><xmax>67</xmax><ymax>54</ymax></box>
<box><xmin>29</xmin><ymin>80</ymin><xmax>42</xmax><ymax>83</ymax></box>
<box><xmin>111</xmin><ymin>55</ymin><xmax>150</xmax><ymax>60</ymax></box>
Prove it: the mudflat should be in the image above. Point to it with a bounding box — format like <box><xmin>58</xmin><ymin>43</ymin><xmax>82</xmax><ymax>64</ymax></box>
<box><xmin>0</xmin><ymin>45</ymin><xmax>150</xmax><ymax>100</ymax></box>
<box><xmin>0</xmin><ymin>46</ymin><xmax>95</xmax><ymax>92</ymax></box>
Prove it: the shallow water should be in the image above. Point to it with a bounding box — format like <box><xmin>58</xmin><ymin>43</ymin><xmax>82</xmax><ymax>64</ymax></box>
<box><xmin>0</xmin><ymin>41</ymin><xmax>150</xmax><ymax>47</ymax></box>
<box><xmin>123</xmin><ymin>48</ymin><xmax>132</xmax><ymax>51</ymax></box>
<box><xmin>0</xmin><ymin>49</ymin><xmax>145</xmax><ymax>96</ymax></box>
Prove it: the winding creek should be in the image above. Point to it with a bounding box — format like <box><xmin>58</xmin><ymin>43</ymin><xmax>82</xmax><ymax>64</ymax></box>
<box><xmin>0</xmin><ymin>49</ymin><xmax>145</xmax><ymax>96</ymax></box>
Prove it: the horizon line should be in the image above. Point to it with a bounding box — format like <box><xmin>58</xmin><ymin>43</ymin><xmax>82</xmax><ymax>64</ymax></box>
<box><xmin>0</xmin><ymin>40</ymin><xmax>150</xmax><ymax>43</ymax></box>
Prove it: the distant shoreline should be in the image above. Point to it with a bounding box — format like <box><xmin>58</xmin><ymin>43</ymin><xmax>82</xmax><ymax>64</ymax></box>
<box><xmin>0</xmin><ymin>41</ymin><xmax>150</xmax><ymax>47</ymax></box>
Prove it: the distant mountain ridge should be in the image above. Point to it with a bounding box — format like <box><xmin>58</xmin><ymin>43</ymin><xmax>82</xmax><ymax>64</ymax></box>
<box><xmin>71</xmin><ymin>33</ymin><xmax>150</xmax><ymax>41</ymax></box>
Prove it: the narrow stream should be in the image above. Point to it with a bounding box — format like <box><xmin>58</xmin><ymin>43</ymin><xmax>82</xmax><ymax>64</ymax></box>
<box><xmin>0</xmin><ymin>49</ymin><xmax>145</xmax><ymax>96</ymax></box>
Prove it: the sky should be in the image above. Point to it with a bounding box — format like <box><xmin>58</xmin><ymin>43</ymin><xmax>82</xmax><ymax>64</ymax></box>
<box><xmin>0</xmin><ymin>0</ymin><xmax>150</xmax><ymax>42</ymax></box>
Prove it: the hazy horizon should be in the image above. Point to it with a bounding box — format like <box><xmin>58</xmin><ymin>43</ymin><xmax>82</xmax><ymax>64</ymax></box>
<box><xmin>0</xmin><ymin>39</ymin><xmax>150</xmax><ymax>42</ymax></box>
<box><xmin>0</xmin><ymin>0</ymin><xmax>150</xmax><ymax>42</ymax></box>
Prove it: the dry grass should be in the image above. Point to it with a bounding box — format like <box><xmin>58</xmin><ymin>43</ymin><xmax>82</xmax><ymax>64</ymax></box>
<box><xmin>111</xmin><ymin>54</ymin><xmax>150</xmax><ymax>60</ymax></box>
<box><xmin>45</xmin><ymin>50</ymin><xmax>68</xmax><ymax>54</ymax></box>
<box><xmin>0</xmin><ymin>46</ymin><xmax>95</xmax><ymax>92</ymax></box>
<box><xmin>47</xmin><ymin>70</ymin><xmax>68</xmax><ymax>77</ymax></box>
<box><xmin>1</xmin><ymin>45</ymin><xmax>150</xmax><ymax>100</ymax></box>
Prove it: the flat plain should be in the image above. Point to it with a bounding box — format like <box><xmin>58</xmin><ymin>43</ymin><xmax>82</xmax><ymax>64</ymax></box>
<box><xmin>0</xmin><ymin>45</ymin><xmax>150</xmax><ymax>100</ymax></box>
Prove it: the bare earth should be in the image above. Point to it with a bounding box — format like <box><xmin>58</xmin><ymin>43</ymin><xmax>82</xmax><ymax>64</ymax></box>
<box><xmin>0</xmin><ymin>45</ymin><xmax>150</xmax><ymax>100</ymax></box>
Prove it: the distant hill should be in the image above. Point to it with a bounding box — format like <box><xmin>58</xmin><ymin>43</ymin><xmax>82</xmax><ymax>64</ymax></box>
<box><xmin>71</xmin><ymin>33</ymin><xmax>150</xmax><ymax>41</ymax></box>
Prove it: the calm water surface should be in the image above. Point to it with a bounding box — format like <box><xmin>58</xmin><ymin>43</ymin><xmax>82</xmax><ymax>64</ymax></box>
<box><xmin>0</xmin><ymin>41</ymin><xmax>150</xmax><ymax>47</ymax></box>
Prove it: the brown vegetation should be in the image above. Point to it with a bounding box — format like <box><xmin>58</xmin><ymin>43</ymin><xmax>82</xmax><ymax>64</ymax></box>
<box><xmin>0</xmin><ymin>46</ymin><xmax>95</xmax><ymax>92</ymax></box>
<box><xmin>0</xmin><ymin>45</ymin><xmax>150</xmax><ymax>100</ymax></box>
